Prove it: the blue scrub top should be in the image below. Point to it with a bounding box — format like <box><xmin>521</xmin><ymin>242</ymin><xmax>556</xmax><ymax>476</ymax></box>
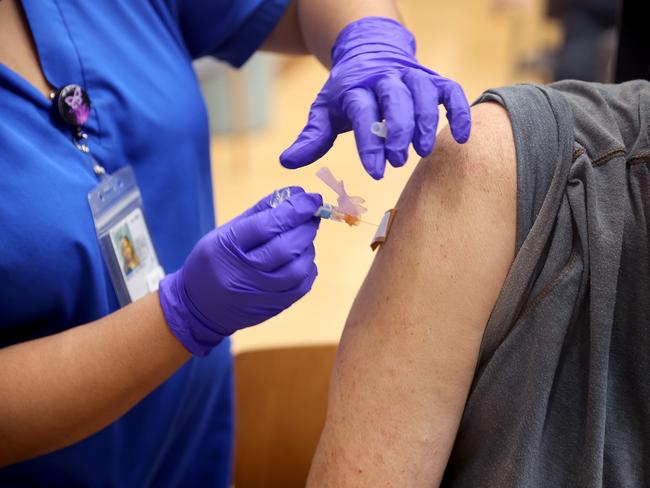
<box><xmin>0</xmin><ymin>0</ymin><xmax>289</xmax><ymax>486</ymax></box>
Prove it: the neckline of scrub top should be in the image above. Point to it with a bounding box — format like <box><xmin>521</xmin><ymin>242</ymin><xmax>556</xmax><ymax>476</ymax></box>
<box><xmin>15</xmin><ymin>0</ymin><xmax>100</xmax><ymax>138</ymax></box>
<box><xmin>0</xmin><ymin>64</ymin><xmax>51</xmax><ymax>108</ymax></box>
<box><xmin>21</xmin><ymin>0</ymin><xmax>83</xmax><ymax>89</ymax></box>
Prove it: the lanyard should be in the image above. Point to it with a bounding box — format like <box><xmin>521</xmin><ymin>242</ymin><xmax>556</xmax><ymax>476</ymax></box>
<box><xmin>50</xmin><ymin>83</ymin><xmax>107</xmax><ymax>178</ymax></box>
<box><xmin>51</xmin><ymin>83</ymin><xmax>165</xmax><ymax>305</ymax></box>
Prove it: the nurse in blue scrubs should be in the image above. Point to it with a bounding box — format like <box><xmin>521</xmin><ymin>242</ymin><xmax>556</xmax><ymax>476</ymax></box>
<box><xmin>0</xmin><ymin>0</ymin><xmax>471</xmax><ymax>485</ymax></box>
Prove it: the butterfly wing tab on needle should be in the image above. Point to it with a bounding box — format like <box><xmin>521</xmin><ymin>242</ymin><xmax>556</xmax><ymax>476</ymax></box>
<box><xmin>316</xmin><ymin>167</ymin><xmax>367</xmax><ymax>218</ymax></box>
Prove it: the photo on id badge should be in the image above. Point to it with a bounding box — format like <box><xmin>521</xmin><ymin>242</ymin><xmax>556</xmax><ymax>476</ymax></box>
<box><xmin>113</xmin><ymin>224</ymin><xmax>140</xmax><ymax>276</ymax></box>
<box><xmin>109</xmin><ymin>208</ymin><xmax>163</xmax><ymax>301</ymax></box>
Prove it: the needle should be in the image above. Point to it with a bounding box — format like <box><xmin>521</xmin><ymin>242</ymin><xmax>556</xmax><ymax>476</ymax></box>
<box><xmin>357</xmin><ymin>218</ymin><xmax>378</xmax><ymax>227</ymax></box>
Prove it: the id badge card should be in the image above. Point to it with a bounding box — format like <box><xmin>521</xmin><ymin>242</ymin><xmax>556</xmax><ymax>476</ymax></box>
<box><xmin>88</xmin><ymin>165</ymin><xmax>165</xmax><ymax>307</ymax></box>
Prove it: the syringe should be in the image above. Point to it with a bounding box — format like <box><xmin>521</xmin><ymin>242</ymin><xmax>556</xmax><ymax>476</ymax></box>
<box><xmin>314</xmin><ymin>203</ymin><xmax>377</xmax><ymax>227</ymax></box>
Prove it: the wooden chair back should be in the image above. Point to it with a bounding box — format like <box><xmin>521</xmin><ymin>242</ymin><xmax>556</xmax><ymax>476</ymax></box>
<box><xmin>233</xmin><ymin>345</ymin><xmax>337</xmax><ymax>487</ymax></box>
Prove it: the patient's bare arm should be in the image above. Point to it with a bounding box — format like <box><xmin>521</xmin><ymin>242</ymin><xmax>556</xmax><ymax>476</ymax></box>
<box><xmin>308</xmin><ymin>102</ymin><xmax>517</xmax><ymax>487</ymax></box>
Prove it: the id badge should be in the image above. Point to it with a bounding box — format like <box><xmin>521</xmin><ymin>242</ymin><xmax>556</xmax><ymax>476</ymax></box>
<box><xmin>88</xmin><ymin>165</ymin><xmax>165</xmax><ymax>307</ymax></box>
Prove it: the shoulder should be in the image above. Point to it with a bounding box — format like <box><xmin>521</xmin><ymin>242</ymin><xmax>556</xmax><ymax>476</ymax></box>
<box><xmin>422</xmin><ymin>102</ymin><xmax>516</xmax><ymax>202</ymax></box>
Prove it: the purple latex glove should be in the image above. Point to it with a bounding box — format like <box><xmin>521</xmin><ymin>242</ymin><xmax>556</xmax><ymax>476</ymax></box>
<box><xmin>159</xmin><ymin>188</ymin><xmax>322</xmax><ymax>356</ymax></box>
<box><xmin>280</xmin><ymin>17</ymin><xmax>472</xmax><ymax>180</ymax></box>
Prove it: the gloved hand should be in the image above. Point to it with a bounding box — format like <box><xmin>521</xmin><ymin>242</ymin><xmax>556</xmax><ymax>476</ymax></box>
<box><xmin>280</xmin><ymin>17</ymin><xmax>472</xmax><ymax>180</ymax></box>
<box><xmin>159</xmin><ymin>188</ymin><xmax>322</xmax><ymax>356</ymax></box>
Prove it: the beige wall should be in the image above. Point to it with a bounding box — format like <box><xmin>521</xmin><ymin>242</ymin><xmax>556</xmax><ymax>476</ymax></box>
<box><xmin>211</xmin><ymin>0</ymin><xmax>558</xmax><ymax>354</ymax></box>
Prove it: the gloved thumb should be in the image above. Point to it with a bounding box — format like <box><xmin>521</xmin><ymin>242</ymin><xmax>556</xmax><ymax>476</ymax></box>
<box><xmin>280</xmin><ymin>97</ymin><xmax>338</xmax><ymax>169</ymax></box>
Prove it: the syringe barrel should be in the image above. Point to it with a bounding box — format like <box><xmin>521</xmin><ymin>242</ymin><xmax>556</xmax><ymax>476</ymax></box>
<box><xmin>314</xmin><ymin>203</ymin><xmax>335</xmax><ymax>219</ymax></box>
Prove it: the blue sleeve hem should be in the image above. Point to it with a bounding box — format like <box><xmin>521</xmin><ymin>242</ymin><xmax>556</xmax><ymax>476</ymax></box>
<box><xmin>213</xmin><ymin>0</ymin><xmax>291</xmax><ymax>68</ymax></box>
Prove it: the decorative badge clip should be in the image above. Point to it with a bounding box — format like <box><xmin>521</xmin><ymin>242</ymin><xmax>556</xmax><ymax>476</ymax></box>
<box><xmin>50</xmin><ymin>84</ymin><xmax>94</xmax><ymax>156</ymax></box>
<box><xmin>51</xmin><ymin>84</ymin><xmax>91</xmax><ymax>127</ymax></box>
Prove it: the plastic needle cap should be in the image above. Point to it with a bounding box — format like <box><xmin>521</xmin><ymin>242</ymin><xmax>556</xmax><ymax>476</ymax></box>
<box><xmin>370</xmin><ymin>120</ymin><xmax>388</xmax><ymax>138</ymax></box>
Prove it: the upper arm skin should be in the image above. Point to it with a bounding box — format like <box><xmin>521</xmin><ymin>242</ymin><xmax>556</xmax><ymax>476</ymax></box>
<box><xmin>261</xmin><ymin>2</ymin><xmax>309</xmax><ymax>55</ymax></box>
<box><xmin>307</xmin><ymin>102</ymin><xmax>517</xmax><ymax>487</ymax></box>
<box><xmin>261</xmin><ymin>0</ymin><xmax>402</xmax><ymax>63</ymax></box>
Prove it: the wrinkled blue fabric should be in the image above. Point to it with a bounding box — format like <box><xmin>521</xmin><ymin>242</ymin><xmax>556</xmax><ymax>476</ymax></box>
<box><xmin>0</xmin><ymin>0</ymin><xmax>289</xmax><ymax>485</ymax></box>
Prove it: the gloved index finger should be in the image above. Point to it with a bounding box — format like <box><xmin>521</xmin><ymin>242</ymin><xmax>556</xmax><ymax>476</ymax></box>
<box><xmin>231</xmin><ymin>191</ymin><xmax>323</xmax><ymax>252</ymax></box>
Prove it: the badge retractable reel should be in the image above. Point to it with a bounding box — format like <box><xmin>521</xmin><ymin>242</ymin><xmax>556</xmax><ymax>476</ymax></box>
<box><xmin>52</xmin><ymin>84</ymin><xmax>165</xmax><ymax>306</ymax></box>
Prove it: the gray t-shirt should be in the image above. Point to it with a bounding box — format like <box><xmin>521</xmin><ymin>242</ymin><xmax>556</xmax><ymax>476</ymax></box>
<box><xmin>442</xmin><ymin>80</ymin><xmax>650</xmax><ymax>487</ymax></box>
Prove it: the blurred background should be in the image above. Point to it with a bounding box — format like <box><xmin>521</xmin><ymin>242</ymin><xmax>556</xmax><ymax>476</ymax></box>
<box><xmin>196</xmin><ymin>0</ymin><xmax>618</xmax><ymax>355</ymax></box>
